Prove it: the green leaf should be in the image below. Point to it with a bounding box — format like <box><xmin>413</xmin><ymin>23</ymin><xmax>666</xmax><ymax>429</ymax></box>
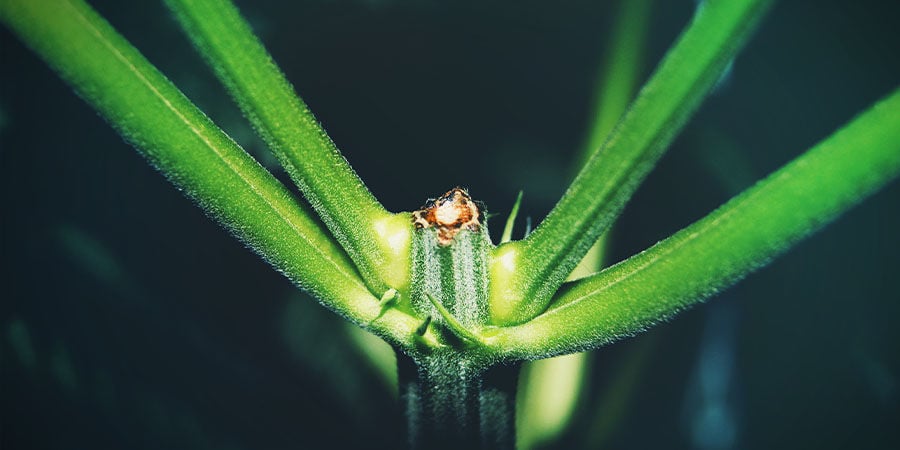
<box><xmin>488</xmin><ymin>88</ymin><xmax>900</xmax><ymax>359</ymax></box>
<box><xmin>0</xmin><ymin>0</ymin><xmax>423</xmax><ymax>346</ymax></box>
<box><xmin>164</xmin><ymin>0</ymin><xmax>411</xmax><ymax>294</ymax></box>
<box><xmin>488</xmin><ymin>0</ymin><xmax>774</xmax><ymax>325</ymax></box>
<box><xmin>500</xmin><ymin>191</ymin><xmax>524</xmax><ymax>244</ymax></box>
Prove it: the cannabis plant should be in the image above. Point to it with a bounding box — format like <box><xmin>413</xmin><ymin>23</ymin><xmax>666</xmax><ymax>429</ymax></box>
<box><xmin>2</xmin><ymin>0</ymin><xmax>898</xmax><ymax>448</ymax></box>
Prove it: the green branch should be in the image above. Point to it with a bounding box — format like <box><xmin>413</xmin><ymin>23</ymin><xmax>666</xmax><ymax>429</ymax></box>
<box><xmin>567</xmin><ymin>0</ymin><xmax>654</xmax><ymax>282</ymax></box>
<box><xmin>164</xmin><ymin>0</ymin><xmax>411</xmax><ymax>294</ymax></box>
<box><xmin>488</xmin><ymin>0</ymin><xmax>773</xmax><ymax>325</ymax></box>
<box><xmin>488</xmin><ymin>88</ymin><xmax>900</xmax><ymax>359</ymax></box>
<box><xmin>0</xmin><ymin>0</ymin><xmax>422</xmax><ymax>347</ymax></box>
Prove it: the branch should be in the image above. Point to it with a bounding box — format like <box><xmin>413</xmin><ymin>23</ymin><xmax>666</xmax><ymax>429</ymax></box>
<box><xmin>0</xmin><ymin>0</ymin><xmax>422</xmax><ymax>346</ymax></box>
<box><xmin>488</xmin><ymin>0</ymin><xmax>774</xmax><ymax>325</ymax></box>
<box><xmin>164</xmin><ymin>0</ymin><xmax>411</xmax><ymax>294</ymax></box>
<box><xmin>488</xmin><ymin>88</ymin><xmax>900</xmax><ymax>359</ymax></box>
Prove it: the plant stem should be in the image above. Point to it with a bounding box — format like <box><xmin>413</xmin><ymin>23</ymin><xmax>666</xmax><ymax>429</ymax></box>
<box><xmin>488</xmin><ymin>0</ymin><xmax>773</xmax><ymax>325</ymax></box>
<box><xmin>399</xmin><ymin>352</ymin><xmax>519</xmax><ymax>450</ymax></box>
<box><xmin>164</xmin><ymin>0</ymin><xmax>410</xmax><ymax>294</ymax></box>
<box><xmin>489</xmin><ymin>87</ymin><xmax>900</xmax><ymax>359</ymax></box>
<box><xmin>0</xmin><ymin>0</ymin><xmax>425</xmax><ymax>346</ymax></box>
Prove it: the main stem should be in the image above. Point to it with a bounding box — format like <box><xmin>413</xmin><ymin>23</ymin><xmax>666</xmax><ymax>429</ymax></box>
<box><xmin>399</xmin><ymin>351</ymin><xmax>519</xmax><ymax>450</ymax></box>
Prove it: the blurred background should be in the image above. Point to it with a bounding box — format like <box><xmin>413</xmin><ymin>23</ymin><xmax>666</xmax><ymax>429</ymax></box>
<box><xmin>1</xmin><ymin>0</ymin><xmax>898</xmax><ymax>448</ymax></box>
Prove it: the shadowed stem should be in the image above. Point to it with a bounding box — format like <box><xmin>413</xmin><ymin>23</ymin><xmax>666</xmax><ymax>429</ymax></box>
<box><xmin>399</xmin><ymin>352</ymin><xmax>519</xmax><ymax>450</ymax></box>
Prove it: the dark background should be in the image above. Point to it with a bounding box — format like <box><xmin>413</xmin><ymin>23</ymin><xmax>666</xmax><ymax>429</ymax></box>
<box><xmin>2</xmin><ymin>0</ymin><xmax>899</xmax><ymax>449</ymax></box>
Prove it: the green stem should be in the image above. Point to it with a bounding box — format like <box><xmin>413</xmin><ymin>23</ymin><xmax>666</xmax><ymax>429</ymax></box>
<box><xmin>0</xmin><ymin>0</ymin><xmax>423</xmax><ymax>346</ymax></box>
<box><xmin>489</xmin><ymin>88</ymin><xmax>900</xmax><ymax>359</ymax></box>
<box><xmin>488</xmin><ymin>0</ymin><xmax>773</xmax><ymax>325</ymax></box>
<box><xmin>399</xmin><ymin>352</ymin><xmax>519</xmax><ymax>450</ymax></box>
<box><xmin>164</xmin><ymin>0</ymin><xmax>410</xmax><ymax>294</ymax></box>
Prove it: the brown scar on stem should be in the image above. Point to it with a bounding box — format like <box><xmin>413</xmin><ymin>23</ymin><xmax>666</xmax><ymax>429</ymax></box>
<box><xmin>412</xmin><ymin>187</ymin><xmax>483</xmax><ymax>246</ymax></box>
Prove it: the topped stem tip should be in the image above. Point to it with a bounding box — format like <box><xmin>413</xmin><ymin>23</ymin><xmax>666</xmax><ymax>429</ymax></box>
<box><xmin>409</xmin><ymin>188</ymin><xmax>493</xmax><ymax>341</ymax></box>
<box><xmin>413</xmin><ymin>188</ymin><xmax>484</xmax><ymax>246</ymax></box>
